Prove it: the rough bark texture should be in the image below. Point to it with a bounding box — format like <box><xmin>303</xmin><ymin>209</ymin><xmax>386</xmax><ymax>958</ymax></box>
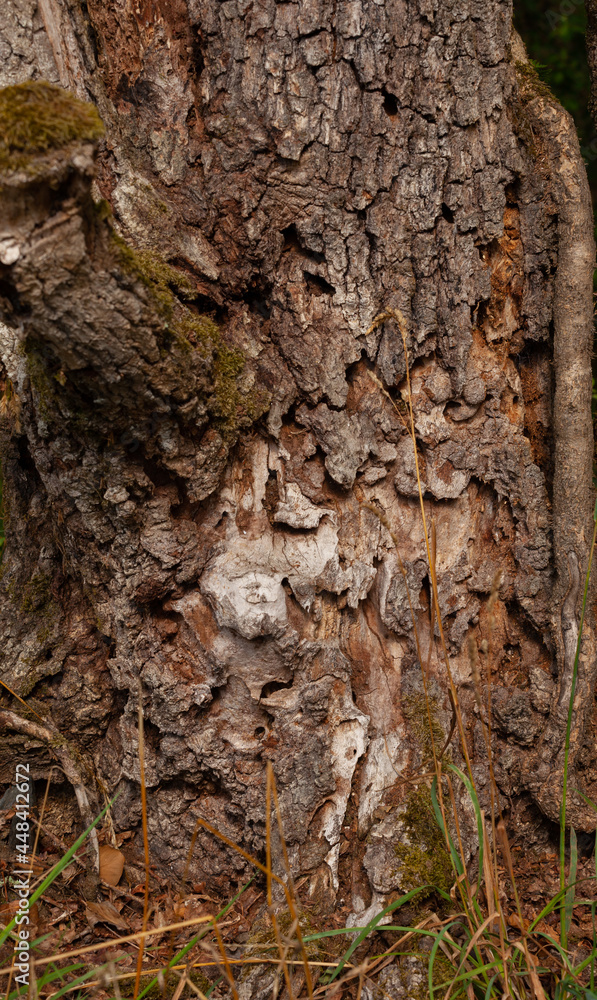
<box><xmin>1</xmin><ymin>0</ymin><xmax>596</xmax><ymax>928</ymax></box>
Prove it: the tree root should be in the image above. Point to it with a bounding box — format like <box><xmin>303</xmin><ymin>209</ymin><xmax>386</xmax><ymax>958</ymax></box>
<box><xmin>512</xmin><ymin>34</ymin><xmax>597</xmax><ymax>830</ymax></box>
<box><xmin>0</xmin><ymin>709</ymin><xmax>100</xmax><ymax>870</ymax></box>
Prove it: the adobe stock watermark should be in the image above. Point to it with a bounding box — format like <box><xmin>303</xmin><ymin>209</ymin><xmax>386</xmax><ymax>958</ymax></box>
<box><xmin>580</xmin><ymin>134</ymin><xmax>597</xmax><ymax>165</ymax></box>
<box><xmin>12</xmin><ymin>763</ymin><xmax>33</xmax><ymax>988</ymax></box>
<box><xmin>541</xmin><ymin>0</ymin><xmax>597</xmax><ymax>166</ymax></box>
<box><xmin>546</xmin><ymin>0</ymin><xmax>581</xmax><ymax>28</ymax></box>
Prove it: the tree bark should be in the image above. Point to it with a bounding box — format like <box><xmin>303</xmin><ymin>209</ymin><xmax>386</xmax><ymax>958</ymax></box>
<box><xmin>1</xmin><ymin>0</ymin><xmax>596</xmax><ymax>925</ymax></box>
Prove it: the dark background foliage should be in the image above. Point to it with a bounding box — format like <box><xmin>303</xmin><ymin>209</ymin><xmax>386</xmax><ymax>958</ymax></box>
<box><xmin>515</xmin><ymin>0</ymin><xmax>596</xmax><ymax>196</ymax></box>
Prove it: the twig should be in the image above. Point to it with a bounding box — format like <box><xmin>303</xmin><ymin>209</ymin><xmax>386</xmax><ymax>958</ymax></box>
<box><xmin>0</xmin><ymin>710</ymin><xmax>100</xmax><ymax>872</ymax></box>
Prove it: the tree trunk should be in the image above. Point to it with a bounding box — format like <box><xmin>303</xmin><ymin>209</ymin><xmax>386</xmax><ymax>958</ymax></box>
<box><xmin>1</xmin><ymin>0</ymin><xmax>596</xmax><ymax>925</ymax></box>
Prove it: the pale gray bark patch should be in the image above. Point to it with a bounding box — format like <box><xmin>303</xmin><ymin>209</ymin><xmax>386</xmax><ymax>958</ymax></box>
<box><xmin>0</xmin><ymin>0</ymin><xmax>60</xmax><ymax>89</ymax></box>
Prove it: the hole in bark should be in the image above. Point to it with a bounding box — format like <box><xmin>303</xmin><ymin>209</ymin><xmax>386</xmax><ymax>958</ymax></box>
<box><xmin>577</xmin><ymin>831</ymin><xmax>597</xmax><ymax>857</ymax></box>
<box><xmin>282</xmin><ymin>224</ymin><xmax>303</xmax><ymax>253</ymax></box>
<box><xmin>260</xmin><ymin>678</ymin><xmax>293</xmax><ymax>699</ymax></box>
<box><xmin>254</xmin><ymin>726</ymin><xmax>266</xmax><ymax>739</ymax></box>
<box><xmin>0</xmin><ymin>278</ymin><xmax>27</xmax><ymax>316</ymax></box>
<box><xmin>44</xmin><ymin>649</ymin><xmax>53</xmax><ymax>660</ymax></box>
<box><xmin>142</xmin><ymin>719</ymin><xmax>161</xmax><ymax>751</ymax></box>
<box><xmin>115</xmin><ymin>75</ymin><xmax>157</xmax><ymax>106</ymax></box>
<box><xmin>262</xmin><ymin>472</ymin><xmax>279</xmax><ymax>523</ymax></box>
<box><xmin>441</xmin><ymin>203</ymin><xmax>455</xmax><ymax>223</ymax></box>
<box><xmin>243</xmin><ymin>280</ymin><xmax>272</xmax><ymax>319</ymax></box>
<box><xmin>304</xmin><ymin>271</ymin><xmax>335</xmax><ymax>297</ymax></box>
<box><xmin>281</xmin><ymin>224</ymin><xmax>326</xmax><ymax>263</ymax></box>
<box><xmin>505</xmin><ymin>182</ymin><xmax>519</xmax><ymax>206</ymax></box>
<box><xmin>345</xmin><ymin>352</ymin><xmax>371</xmax><ymax>386</ymax></box>
<box><xmin>189</xmin><ymin>31</ymin><xmax>205</xmax><ymax>78</ymax></box>
<box><xmin>163</xmin><ymin>276</ymin><xmax>227</xmax><ymax>322</ymax></box>
<box><xmin>143</xmin><ymin>459</ymin><xmax>183</xmax><ymax>493</ymax></box>
<box><xmin>381</xmin><ymin>88</ymin><xmax>398</xmax><ymax>116</ymax></box>
<box><xmin>420</xmin><ymin>575</ymin><xmax>431</xmax><ymax>614</ymax></box>
<box><xmin>17</xmin><ymin>435</ymin><xmax>37</xmax><ymax>475</ymax></box>
<box><xmin>186</xmin><ymin>106</ymin><xmax>197</xmax><ymax>131</ymax></box>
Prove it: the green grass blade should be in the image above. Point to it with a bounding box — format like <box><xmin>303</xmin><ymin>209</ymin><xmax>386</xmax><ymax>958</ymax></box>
<box><xmin>565</xmin><ymin>827</ymin><xmax>577</xmax><ymax>937</ymax></box>
<box><xmin>433</xmin><ymin>958</ymin><xmax>508</xmax><ymax>993</ymax></box>
<box><xmin>430</xmin><ymin>777</ymin><xmax>464</xmax><ymax>877</ymax></box>
<box><xmin>303</xmin><ymin>925</ymin><xmax>442</xmax><ymax>944</ymax></box>
<box><xmin>428</xmin><ymin>919</ymin><xmax>461</xmax><ymax>1000</ymax></box>
<box><xmin>574</xmin><ymin>790</ymin><xmax>597</xmax><ymax>815</ymax></box>
<box><xmin>0</xmin><ymin>801</ymin><xmax>111</xmax><ymax>950</ymax></box>
<box><xmin>528</xmin><ymin>885</ymin><xmax>571</xmax><ymax>931</ymax></box>
<box><xmin>135</xmin><ymin>875</ymin><xmax>254</xmax><ymax>1000</ymax></box>
<box><xmin>324</xmin><ymin>886</ymin><xmax>432</xmax><ymax>985</ymax></box>
<box><xmin>204</xmin><ymin>973</ymin><xmax>223</xmax><ymax>997</ymax></box>
<box><xmin>483</xmin><ymin>972</ymin><xmax>501</xmax><ymax>1000</ymax></box>
<box><xmin>532</xmin><ymin>931</ymin><xmax>575</xmax><ymax>973</ymax></box>
<box><xmin>34</xmin><ymin>962</ymin><xmax>106</xmax><ymax>1000</ymax></box>
<box><xmin>6</xmin><ymin>963</ymin><xmax>88</xmax><ymax>1000</ymax></box>
<box><xmin>566</xmin><ymin>944</ymin><xmax>597</xmax><ymax>977</ymax></box>
<box><xmin>443</xmin><ymin>763</ymin><xmax>485</xmax><ymax>882</ymax></box>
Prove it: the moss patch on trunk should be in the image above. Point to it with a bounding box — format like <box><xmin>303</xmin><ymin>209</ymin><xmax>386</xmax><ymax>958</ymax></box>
<box><xmin>0</xmin><ymin>81</ymin><xmax>104</xmax><ymax>174</ymax></box>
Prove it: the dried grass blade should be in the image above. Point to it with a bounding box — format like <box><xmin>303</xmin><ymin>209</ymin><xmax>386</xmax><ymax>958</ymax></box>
<box><xmin>269</xmin><ymin>763</ymin><xmax>315</xmax><ymax>1000</ymax></box>
<box><xmin>266</xmin><ymin>763</ymin><xmax>295</xmax><ymax>1000</ymax></box>
<box><xmin>133</xmin><ymin>680</ymin><xmax>151</xmax><ymax>1000</ymax></box>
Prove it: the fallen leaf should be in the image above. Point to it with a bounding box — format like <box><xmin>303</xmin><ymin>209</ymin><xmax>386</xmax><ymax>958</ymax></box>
<box><xmin>86</xmin><ymin>900</ymin><xmax>128</xmax><ymax>930</ymax></box>
<box><xmin>0</xmin><ymin>900</ymin><xmax>38</xmax><ymax>925</ymax></box>
<box><xmin>0</xmin><ymin>900</ymin><xmax>19</xmax><ymax>922</ymax></box>
<box><xmin>99</xmin><ymin>845</ymin><xmax>125</xmax><ymax>886</ymax></box>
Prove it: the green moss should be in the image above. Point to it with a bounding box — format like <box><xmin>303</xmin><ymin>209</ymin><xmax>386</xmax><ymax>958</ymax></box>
<box><xmin>25</xmin><ymin>338</ymin><xmax>107</xmax><ymax>441</ymax></box>
<box><xmin>243</xmin><ymin>908</ymin><xmax>323</xmax><ymax>967</ymax></box>
<box><xmin>36</xmin><ymin>624</ymin><xmax>52</xmax><ymax>644</ymax></box>
<box><xmin>512</xmin><ymin>61</ymin><xmax>557</xmax><ymax>159</ymax></box>
<box><xmin>26</xmin><ymin>348</ymin><xmax>58</xmax><ymax>420</ymax></box>
<box><xmin>394</xmin><ymin>785</ymin><xmax>453</xmax><ymax>900</ymax></box>
<box><xmin>402</xmin><ymin>692</ymin><xmax>446</xmax><ymax>764</ymax></box>
<box><xmin>110</xmin><ymin>231</ymin><xmax>270</xmax><ymax>435</ymax></box>
<box><xmin>109</xmin><ymin>233</ymin><xmax>194</xmax><ymax>323</ymax></box>
<box><xmin>0</xmin><ymin>81</ymin><xmax>104</xmax><ymax>173</ymax></box>
<box><xmin>388</xmin><ymin>949</ymin><xmax>454</xmax><ymax>1000</ymax></box>
<box><xmin>428</xmin><ymin>949</ymin><xmax>455</xmax><ymax>991</ymax></box>
<box><xmin>515</xmin><ymin>60</ymin><xmax>556</xmax><ymax>104</ymax></box>
<box><xmin>19</xmin><ymin>572</ymin><xmax>51</xmax><ymax>615</ymax></box>
<box><xmin>22</xmin><ymin>202</ymin><xmax>269</xmax><ymax>444</ymax></box>
<box><xmin>211</xmin><ymin>344</ymin><xmax>247</xmax><ymax>426</ymax></box>
<box><xmin>397</xmin><ymin>692</ymin><xmax>453</xmax><ymax>901</ymax></box>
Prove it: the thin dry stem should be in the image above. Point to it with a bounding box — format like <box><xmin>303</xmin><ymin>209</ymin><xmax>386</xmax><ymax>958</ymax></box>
<box><xmin>266</xmin><ymin>763</ymin><xmax>295</xmax><ymax>1000</ymax></box>
<box><xmin>133</xmin><ymin>680</ymin><xmax>151</xmax><ymax>1000</ymax></box>
<box><xmin>213</xmin><ymin>920</ymin><xmax>240</xmax><ymax>1000</ymax></box>
<box><xmin>269</xmin><ymin>764</ymin><xmax>315</xmax><ymax>999</ymax></box>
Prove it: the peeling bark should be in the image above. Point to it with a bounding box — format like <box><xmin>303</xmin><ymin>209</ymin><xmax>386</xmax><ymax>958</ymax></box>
<box><xmin>0</xmin><ymin>0</ymin><xmax>596</xmax><ymax>930</ymax></box>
